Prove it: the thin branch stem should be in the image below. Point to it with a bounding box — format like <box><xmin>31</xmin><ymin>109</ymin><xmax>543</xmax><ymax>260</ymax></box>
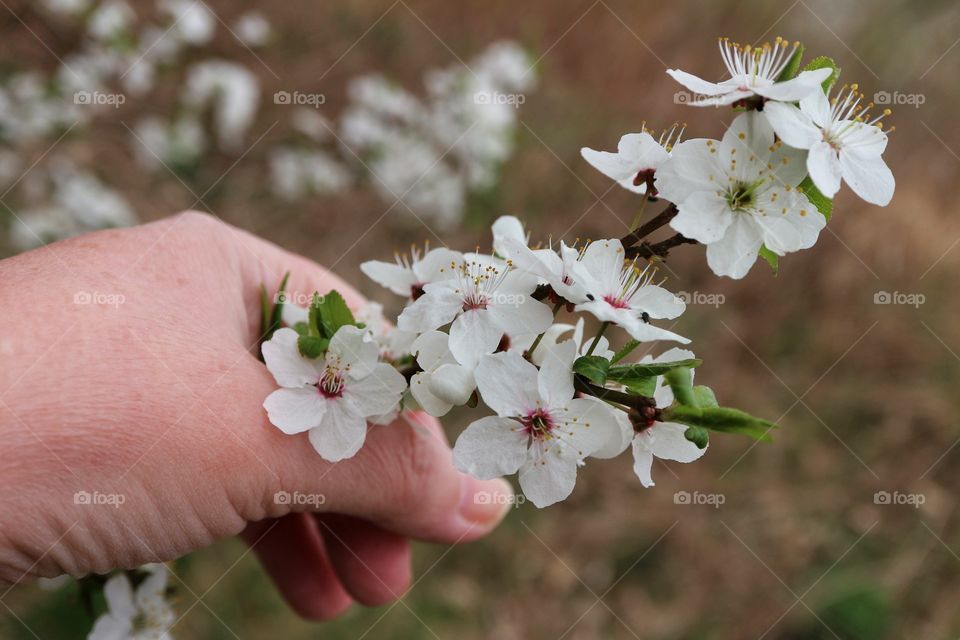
<box><xmin>584</xmin><ymin>321</ymin><xmax>609</xmax><ymax>357</ymax></box>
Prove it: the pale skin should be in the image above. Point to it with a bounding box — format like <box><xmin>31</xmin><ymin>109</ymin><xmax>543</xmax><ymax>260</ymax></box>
<box><xmin>0</xmin><ymin>211</ymin><xmax>512</xmax><ymax>619</ymax></box>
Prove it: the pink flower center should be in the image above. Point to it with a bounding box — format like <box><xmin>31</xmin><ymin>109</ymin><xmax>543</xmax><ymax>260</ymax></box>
<box><xmin>317</xmin><ymin>368</ymin><xmax>345</xmax><ymax>398</ymax></box>
<box><xmin>521</xmin><ymin>408</ymin><xmax>555</xmax><ymax>438</ymax></box>
<box><xmin>603</xmin><ymin>294</ymin><xmax>630</xmax><ymax>309</ymax></box>
<box><xmin>462</xmin><ymin>293</ymin><xmax>488</xmax><ymax>311</ymax></box>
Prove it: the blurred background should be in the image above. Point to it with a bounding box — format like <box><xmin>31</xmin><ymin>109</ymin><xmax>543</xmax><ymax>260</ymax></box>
<box><xmin>2</xmin><ymin>0</ymin><xmax>959</xmax><ymax>637</ymax></box>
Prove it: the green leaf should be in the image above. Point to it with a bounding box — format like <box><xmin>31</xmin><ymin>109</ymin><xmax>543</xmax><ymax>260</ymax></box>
<box><xmin>775</xmin><ymin>43</ymin><xmax>804</xmax><ymax>82</ymax></box>
<box><xmin>684</xmin><ymin>426</ymin><xmax>710</xmax><ymax>449</ymax></box>
<box><xmin>292</xmin><ymin>322</ymin><xmax>310</xmax><ymax>337</ymax></box>
<box><xmin>758</xmin><ymin>245</ymin><xmax>779</xmax><ymax>275</ymax></box>
<box><xmin>611</xmin><ymin>339</ymin><xmax>641</xmax><ymax>364</ymax></box>
<box><xmin>269</xmin><ymin>272</ymin><xmax>291</xmax><ymax>335</ymax></box>
<box><xmin>308</xmin><ymin>293</ymin><xmax>323</xmax><ymax>338</ymax></box>
<box><xmin>802</xmin><ymin>55</ymin><xmax>839</xmax><ymax>92</ymax></box>
<box><xmin>607</xmin><ymin>359</ymin><xmax>702</xmax><ymax>380</ymax></box>
<box><xmin>297</xmin><ymin>335</ymin><xmax>329</xmax><ymax>359</ymax></box>
<box><xmin>259</xmin><ymin>285</ymin><xmax>271</xmax><ymax>337</ymax></box>
<box><xmin>663</xmin><ymin>366</ymin><xmax>698</xmax><ymax>408</ymax></box>
<box><xmin>318</xmin><ymin>290</ymin><xmax>356</xmax><ymax>336</ymax></box>
<box><xmin>799</xmin><ymin>176</ymin><xmax>833</xmax><ymax>221</ymax></box>
<box><xmin>621</xmin><ymin>376</ymin><xmax>658</xmax><ymax>398</ymax></box>
<box><xmin>693</xmin><ymin>385</ymin><xmax>719</xmax><ymax>409</ymax></box>
<box><xmin>663</xmin><ymin>405</ymin><xmax>777</xmax><ymax>442</ymax></box>
<box><xmin>573</xmin><ymin>355</ymin><xmax>610</xmax><ymax>385</ymax></box>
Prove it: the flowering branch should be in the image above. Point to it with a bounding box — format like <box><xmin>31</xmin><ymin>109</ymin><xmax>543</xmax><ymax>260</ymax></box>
<box><xmin>256</xmin><ymin>36</ymin><xmax>895</xmax><ymax>510</ymax></box>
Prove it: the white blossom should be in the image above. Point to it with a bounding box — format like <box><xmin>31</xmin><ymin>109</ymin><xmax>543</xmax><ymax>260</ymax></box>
<box><xmin>262</xmin><ymin>326</ymin><xmax>406</xmax><ymax>461</ymax></box>
<box><xmin>361</xmin><ymin>244</ymin><xmax>463</xmax><ymax>300</ymax></box>
<box><xmin>571</xmin><ymin>239</ymin><xmax>688</xmax><ymax>343</ymax></box>
<box><xmin>453</xmin><ymin>343</ymin><xmax>620</xmax><ymax>507</ymax></box>
<box><xmin>397</xmin><ymin>255</ymin><xmax>553</xmax><ymax>365</ymax></box>
<box><xmin>629</xmin><ymin>349</ymin><xmax>708</xmax><ymax>487</ymax></box>
<box><xmin>764</xmin><ymin>84</ymin><xmax>894</xmax><ymax>205</ymax></box>
<box><xmin>581</xmin><ymin>126</ymin><xmax>683</xmax><ymax>194</ymax></box>
<box><xmin>667</xmin><ymin>37</ymin><xmax>832</xmax><ymax>107</ymax></box>
<box><xmin>88</xmin><ymin>564</ymin><xmax>174</xmax><ymax>640</ymax></box>
<box><xmin>656</xmin><ymin>111</ymin><xmax>825</xmax><ymax>279</ymax></box>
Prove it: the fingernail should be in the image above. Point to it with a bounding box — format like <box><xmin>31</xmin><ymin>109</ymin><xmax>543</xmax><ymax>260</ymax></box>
<box><xmin>458</xmin><ymin>476</ymin><xmax>514</xmax><ymax>527</ymax></box>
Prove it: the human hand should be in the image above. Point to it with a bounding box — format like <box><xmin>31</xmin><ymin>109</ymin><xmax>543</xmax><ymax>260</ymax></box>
<box><xmin>0</xmin><ymin>212</ymin><xmax>513</xmax><ymax>619</ymax></box>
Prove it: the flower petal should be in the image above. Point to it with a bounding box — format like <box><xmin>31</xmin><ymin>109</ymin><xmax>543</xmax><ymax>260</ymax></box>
<box><xmin>655</xmin><ymin>138</ymin><xmax>720</xmax><ymax>200</ymax></box>
<box><xmin>670</xmin><ymin>191</ymin><xmax>735</xmax><ymax>244</ymax></box>
<box><xmin>428</xmin><ymin>363</ymin><xmax>476</xmax><ymax>406</ymax></box>
<box><xmin>577</xmin><ymin>239</ymin><xmax>625</xmax><ymax>292</ymax></box>
<box><xmin>396</xmin><ymin>284</ymin><xmax>462</xmax><ymax>332</ymax></box>
<box><xmin>631</xmin><ymin>439</ymin><xmax>656</xmax><ymax>487</ymax></box>
<box><xmin>264</xmin><ymin>387</ymin><xmax>327</xmax><ymax>435</ymax></box>
<box><xmin>666</xmin><ymin>69</ymin><xmax>729</xmax><ymax>96</ymax></box>
<box><xmin>763</xmin><ymin>101</ymin><xmax>818</xmax><ymax>150</ymax></box>
<box><xmin>360</xmin><ymin>260</ymin><xmax>417</xmax><ymax>296</ymax></box>
<box><xmin>410</xmin><ymin>371</ymin><xmax>453</xmax><ymax>417</ymax></box>
<box><xmin>449</xmin><ymin>309</ymin><xmax>503</xmax><ymax>366</ymax></box>
<box><xmin>328</xmin><ymin>325</ymin><xmax>379</xmax><ymax>379</ymax></box>
<box><xmin>474</xmin><ymin>351</ymin><xmax>539</xmax><ymax>417</ymax></box>
<box><xmin>412</xmin><ymin>330</ymin><xmax>456</xmax><ymax>371</ymax></box>
<box><xmin>537</xmin><ymin>339</ymin><xmax>577</xmax><ymax>408</ymax></box>
<box><xmin>492</xmin><ymin>216</ymin><xmax>527</xmax><ymax>256</ymax></box>
<box><xmin>413</xmin><ymin>247</ymin><xmax>463</xmax><ymax>283</ymax></box>
<box><xmin>840</xmin><ymin>144</ymin><xmax>895</xmax><ymax>206</ymax></box>
<box><xmin>453</xmin><ymin>416</ymin><xmax>528</xmax><ymax>479</ymax></box>
<box><xmin>556</xmin><ymin>397</ymin><xmax>623</xmax><ymax>458</ymax></box>
<box><xmin>487</xmin><ymin>297</ymin><xmax>553</xmax><ymax>339</ymax></box>
<box><xmin>755</xmin><ymin>68</ymin><xmax>831</xmax><ymax>102</ymax></box>
<box><xmin>308</xmin><ymin>399</ymin><xmax>368</xmax><ymax>462</ymax></box>
<box><xmin>589</xmin><ymin>403</ymin><xmax>633</xmax><ymax>459</ymax></box>
<box><xmin>261</xmin><ymin>327</ymin><xmax>319</xmax><ymax>388</ymax></box>
<box><xmin>345</xmin><ymin>363</ymin><xmax>406</xmax><ymax>417</ymax></box>
<box><xmin>705</xmin><ymin>215</ymin><xmax>764</xmax><ymax>279</ymax></box>
<box><xmin>630</xmin><ymin>284</ymin><xmax>686</xmax><ymax>319</ymax></box>
<box><xmin>649</xmin><ymin>421</ymin><xmax>708</xmax><ymax>463</ymax></box>
<box><xmin>518</xmin><ymin>451</ymin><xmax>578</xmax><ymax>508</ymax></box>
<box><xmin>806</xmin><ymin>141</ymin><xmax>842</xmax><ymax>198</ymax></box>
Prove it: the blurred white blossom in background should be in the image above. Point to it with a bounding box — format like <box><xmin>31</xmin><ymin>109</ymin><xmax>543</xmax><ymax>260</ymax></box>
<box><xmin>1</xmin><ymin>1</ymin><xmax>535</xmax><ymax>252</ymax></box>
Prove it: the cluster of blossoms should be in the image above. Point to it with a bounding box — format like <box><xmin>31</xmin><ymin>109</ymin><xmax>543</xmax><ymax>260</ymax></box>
<box><xmin>260</xmin><ymin>37</ymin><xmax>895</xmax><ymax>510</ymax></box>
